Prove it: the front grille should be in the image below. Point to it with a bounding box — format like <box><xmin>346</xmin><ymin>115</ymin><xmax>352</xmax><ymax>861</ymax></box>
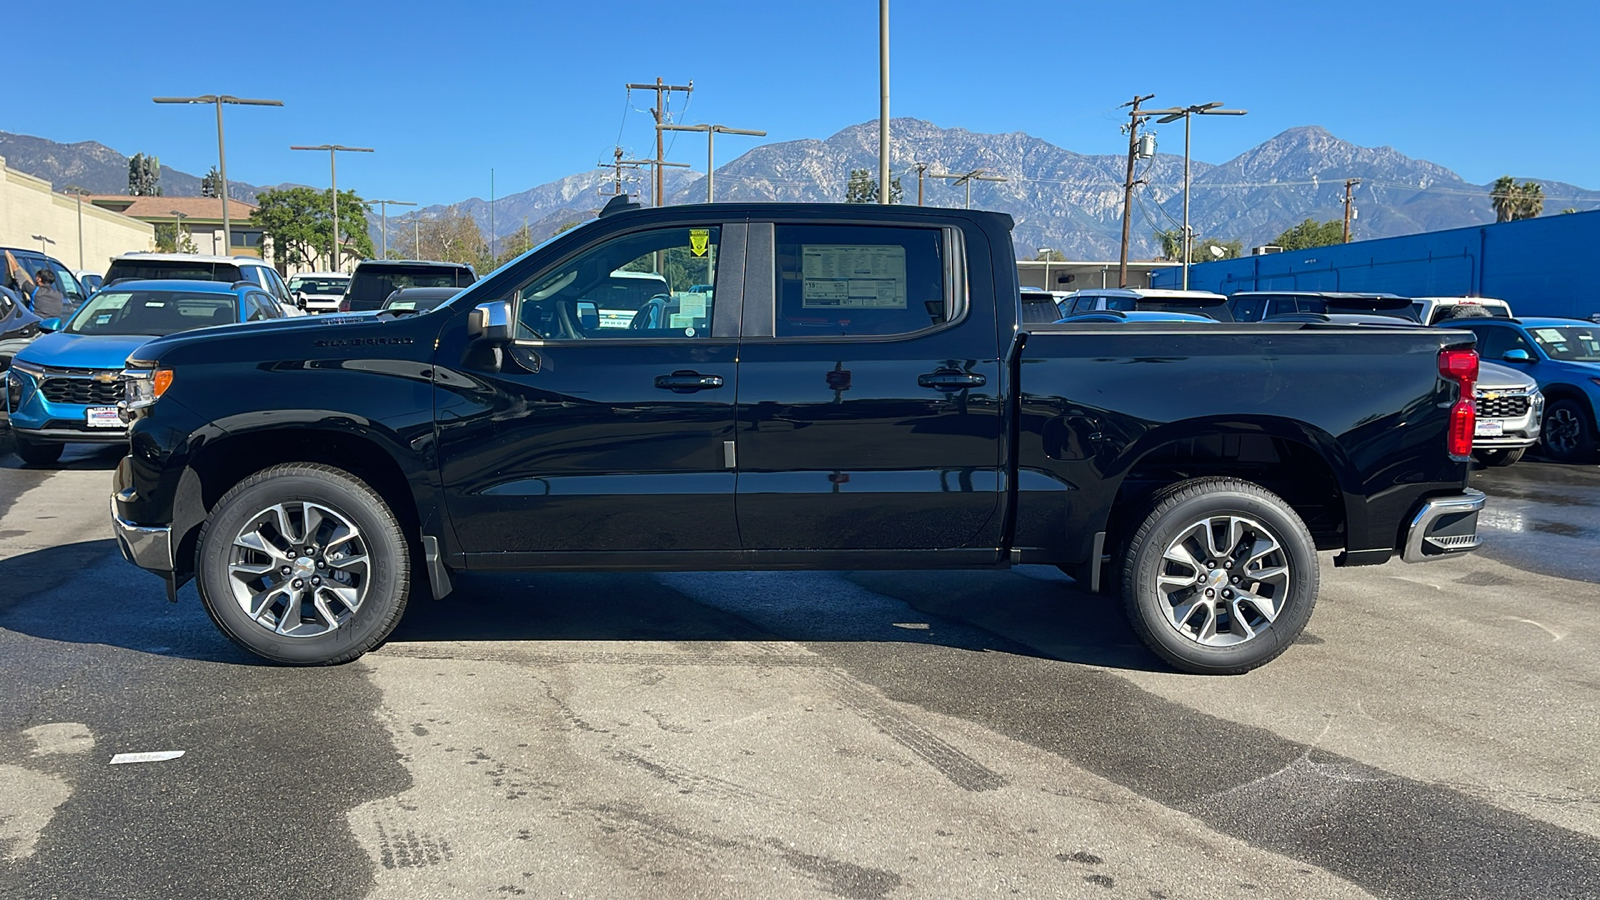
<box><xmin>1475</xmin><ymin>392</ymin><xmax>1530</xmax><ymax>418</ymax></box>
<box><xmin>40</xmin><ymin>372</ymin><xmax>125</xmax><ymax>405</ymax></box>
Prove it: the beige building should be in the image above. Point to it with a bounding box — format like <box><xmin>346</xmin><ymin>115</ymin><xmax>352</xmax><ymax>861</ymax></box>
<box><xmin>1016</xmin><ymin>258</ymin><xmax>1181</xmax><ymax>291</ymax></box>
<box><xmin>0</xmin><ymin>155</ymin><xmax>155</xmax><ymax>274</ymax></box>
<box><xmin>87</xmin><ymin>195</ymin><xmax>266</xmax><ymax>260</ymax></box>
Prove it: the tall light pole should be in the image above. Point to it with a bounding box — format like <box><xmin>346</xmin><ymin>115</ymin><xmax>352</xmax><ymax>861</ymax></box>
<box><xmin>660</xmin><ymin>124</ymin><xmax>768</xmax><ymax>202</ymax></box>
<box><xmin>64</xmin><ymin>186</ymin><xmax>91</xmax><ymax>269</ymax></box>
<box><xmin>367</xmin><ymin>200</ymin><xmax>415</xmax><ymax>259</ymax></box>
<box><xmin>169</xmin><ymin>210</ymin><xmax>189</xmax><ymax>252</ymax></box>
<box><xmin>153</xmin><ymin>95</ymin><xmax>283</xmax><ymax>253</ymax></box>
<box><xmin>933</xmin><ymin>169</ymin><xmax>1008</xmax><ymax>209</ymax></box>
<box><xmin>879</xmin><ymin>0</ymin><xmax>891</xmax><ymax>204</ymax></box>
<box><xmin>290</xmin><ymin>144</ymin><xmax>374</xmax><ymax>271</ymax></box>
<box><xmin>1149</xmin><ymin>102</ymin><xmax>1248</xmax><ymax>289</ymax></box>
<box><xmin>32</xmin><ymin>234</ymin><xmax>54</xmax><ymax>256</ymax></box>
<box><xmin>1039</xmin><ymin>247</ymin><xmax>1054</xmax><ymax>290</ymax></box>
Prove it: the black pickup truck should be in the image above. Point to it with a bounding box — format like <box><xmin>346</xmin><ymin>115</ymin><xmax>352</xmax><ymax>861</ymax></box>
<box><xmin>110</xmin><ymin>201</ymin><xmax>1485</xmax><ymax>674</ymax></box>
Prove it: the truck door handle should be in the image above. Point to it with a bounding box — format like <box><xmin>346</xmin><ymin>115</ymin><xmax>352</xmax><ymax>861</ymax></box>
<box><xmin>654</xmin><ymin>371</ymin><xmax>725</xmax><ymax>392</ymax></box>
<box><xmin>918</xmin><ymin>369</ymin><xmax>986</xmax><ymax>391</ymax></box>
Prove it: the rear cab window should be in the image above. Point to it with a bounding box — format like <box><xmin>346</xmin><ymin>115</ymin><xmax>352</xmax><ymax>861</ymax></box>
<box><xmin>348</xmin><ymin>264</ymin><xmax>475</xmax><ymax>306</ymax></box>
<box><xmin>106</xmin><ymin>260</ymin><xmax>242</xmax><ymax>284</ymax></box>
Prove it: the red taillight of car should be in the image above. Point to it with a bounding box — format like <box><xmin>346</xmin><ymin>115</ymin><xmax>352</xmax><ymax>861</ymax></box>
<box><xmin>1439</xmin><ymin>347</ymin><xmax>1479</xmax><ymax>460</ymax></box>
<box><xmin>337</xmin><ymin>297</ymin><xmax>351</xmax><ymax>313</ymax></box>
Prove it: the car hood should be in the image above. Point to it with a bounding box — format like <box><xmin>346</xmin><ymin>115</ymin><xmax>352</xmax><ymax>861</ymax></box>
<box><xmin>127</xmin><ymin>310</ymin><xmax>392</xmax><ymax>365</ymax></box>
<box><xmin>1476</xmin><ymin>361</ymin><xmax>1537</xmax><ymax>391</ymax></box>
<box><xmin>14</xmin><ymin>332</ymin><xmax>158</xmax><ymax>370</ymax></box>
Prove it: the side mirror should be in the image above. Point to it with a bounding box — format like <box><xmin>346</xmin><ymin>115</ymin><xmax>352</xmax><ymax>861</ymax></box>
<box><xmin>39</xmin><ymin>318</ymin><xmax>62</xmax><ymax>333</ymax></box>
<box><xmin>467</xmin><ymin>300</ymin><xmax>512</xmax><ymax>344</ymax></box>
<box><xmin>295</xmin><ymin>292</ymin><xmax>307</xmax><ymax>309</ymax></box>
<box><xmin>1502</xmin><ymin>349</ymin><xmax>1533</xmax><ymax>363</ymax></box>
<box><xmin>576</xmin><ymin>300</ymin><xmax>599</xmax><ymax>331</ymax></box>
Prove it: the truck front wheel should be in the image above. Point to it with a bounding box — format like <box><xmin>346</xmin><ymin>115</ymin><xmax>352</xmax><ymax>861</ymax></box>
<box><xmin>195</xmin><ymin>463</ymin><xmax>411</xmax><ymax>665</ymax></box>
<box><xmin>1121</xmin><ymin>477</ymin><xmax>1318</xmax><ymax>675</ymax></box>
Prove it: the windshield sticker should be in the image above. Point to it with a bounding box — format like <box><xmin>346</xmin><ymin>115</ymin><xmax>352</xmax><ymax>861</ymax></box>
<box><xmin>800</xmin><ymin>245</ymin><xmax>907</xmax><ymax>309</ymax></box>
<box><xmin>689</xmin><ymin>229</ymin><xmax>711</xmax><ymax>257</ymax></box>
<box><xmin>1534</xmin><ymin>329</ymin><xmax>1568</xmax><ymax>342</ymax></box>
<box><xmin>677</xmin><ymin>294</ymin><xmax>707</xmax><ymax>318</ymax></box>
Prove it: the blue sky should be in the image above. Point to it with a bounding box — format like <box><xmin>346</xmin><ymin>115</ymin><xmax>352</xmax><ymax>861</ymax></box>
<box><xmin>10</xmin><ymin>0</ymin><xmax>1596</xmax><ymax>206</ymax></box>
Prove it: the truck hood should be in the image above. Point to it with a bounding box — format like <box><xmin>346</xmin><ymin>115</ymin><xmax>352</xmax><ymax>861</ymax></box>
<box><xmin>14</xmin><ymin>331</ymin><xmax>157</xmax><ymax>370</ymax></box>
<box><xmin>1477</xmin><ymin>360</ymin><xmax>1537</xmax><ymax>392</ymax></box>
<box><xmin>127</xmin><ymin>311</ymin><xmax>390</xmax><ymax>365</ymax></box>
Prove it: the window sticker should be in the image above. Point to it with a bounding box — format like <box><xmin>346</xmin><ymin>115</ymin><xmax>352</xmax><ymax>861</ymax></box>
<box><xmin>669</xmin><ymin>313</ymin><xmax>696</xmax><ymax>329</ymax></box>
<box><xmin>677</xmin><ymin>293</ymin><xmax>707</xmax><ymax>318</ymax></box>
<box><xmin>800</xmin><ymin>245</ymin><xmax>907</xmax><ymax>309</ymax></box>
<box><xmin>689</xmin><ymin>229</ymin><xmax>711</xmax><ymax>257</ymax></box>
<box><xmin>1534</xmin><ymin>328</ymin><xmax>1567</xmax><ymax>342</ymax></box>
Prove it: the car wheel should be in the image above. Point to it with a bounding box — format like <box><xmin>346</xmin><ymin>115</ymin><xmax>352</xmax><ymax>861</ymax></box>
<box><xmin>1473</xmin><ymin>447</ymin><xmax>1526</xmax><ymax>467</ymax></box>
<box><xmin>13</xmin><ymin>435</ymin><xmax>63</xmax><ymax>466</ymax></box>
<box><xmin>1121</xmin><ymin>477</ymin><xmax>1318</xmax><ymax>675</ymax></box>
<box><xmin>195</xmin><ymin>463</ymin><xmax>410</xmax><ymax>665</ymax></box>
<box><xmin>1541</xmin><ymin>399</ymin><xmax>1596</xmax><ymax>462</ymax></box>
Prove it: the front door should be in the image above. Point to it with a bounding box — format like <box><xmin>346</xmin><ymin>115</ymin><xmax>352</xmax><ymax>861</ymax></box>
<box><xmin>434</xmin><ymin>220</ymin><xmax>743</xmax><ymax>559</ymax></box>
<box><xmin>732</xmin><ymin>219</ymin><xmax>1004</xmax><ymax>551</ymax></box>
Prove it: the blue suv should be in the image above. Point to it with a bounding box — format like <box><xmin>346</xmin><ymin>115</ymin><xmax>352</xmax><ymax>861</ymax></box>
<box><xmin>4</xmin><ymin>279</ymin><xmax>278</xmax><ymax>465</ymax></box>
<box><xmin>1450</xmin><ymin>317</ymin><xmax>1600</xmax><ymax>462</ymax></box>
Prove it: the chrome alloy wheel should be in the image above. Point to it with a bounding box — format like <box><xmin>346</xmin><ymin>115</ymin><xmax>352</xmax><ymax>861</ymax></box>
<box><xmin>227</xmin><ymin>501</ymin><xmax>370</xmax><ymax>637</ymax></box>
<box><xmin>1156</xmin><ymin>515</ymin><xmax>1290</xmax><ymax>647</ymax></box>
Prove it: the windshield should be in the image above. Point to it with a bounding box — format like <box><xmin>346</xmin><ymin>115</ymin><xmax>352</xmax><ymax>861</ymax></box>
<box><xmin>289</xmin><ymin>277</ymin><xmax>349</xmax><ymax>294</ymax></box>
<box><xmin>1528</xmin><ymin>326</ymin><xmax>1600</xmax><ymax>362</ymax></box>
<box><xmin>66</xmin><ymin>290</ymin><xmax>238</xmax><ymax>336</ymax></box>
<box><xmin>348</xmin><ymin>265</ymin><xmax>473</xmax><ymax>302</ymax></box>
<box><xmin>106</xmin><ymin>260</ymin><xmax>242</xmax><ymax>284</ymax></box>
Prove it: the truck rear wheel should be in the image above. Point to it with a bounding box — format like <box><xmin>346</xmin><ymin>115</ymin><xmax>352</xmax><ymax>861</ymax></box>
<box><xmin>195</xmin><ymin>463</ymin><xmax>410</xmax><ymax>665</ymax></box>
<box><xmin>1121</xmin><ymin>477</ymin><xmax>1317</xmax><ymax>675</ymax></box>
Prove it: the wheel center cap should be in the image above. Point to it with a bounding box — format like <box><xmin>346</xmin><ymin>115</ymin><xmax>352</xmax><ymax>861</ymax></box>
<box><xmin>293</xmin><ymin>556</ymin><xmax>316</xmax><ymax>578</ymax></box>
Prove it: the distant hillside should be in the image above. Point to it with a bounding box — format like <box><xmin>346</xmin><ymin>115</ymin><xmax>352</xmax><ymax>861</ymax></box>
<box><xmin>0</xmin><ymin>131</ymin><xmax>264</xmax><ymax>201</ymax></box>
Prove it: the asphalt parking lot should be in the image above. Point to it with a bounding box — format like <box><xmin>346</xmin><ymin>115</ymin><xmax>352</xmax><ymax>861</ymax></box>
<box><xmin>1</xmin><ymin>446</ymin><xmax>1597</xmax><ymax>899</ymax></box>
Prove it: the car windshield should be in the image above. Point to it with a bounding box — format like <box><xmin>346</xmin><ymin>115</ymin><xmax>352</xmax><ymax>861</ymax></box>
<box><xmin>289</xmin><ymin>277</ymin><xmax>349</xmax><ymax>294</ymax></box>
<box><xmin>106</xmin><ymin>260</ymin><xmax>242</xmax><ymax>283</ymax></box>
<box><xmin>1528</xmin><ymin>326</ymin><xmax>1600</xmax><ymax>362</ymax></box>
<box><xmin>348</xmin><ymin>266</ymin><xmax>471</xmax><ymax>303</ymax></box>
<box><xmin>66</xmin><ymin>290</ymin><xmax>238</xmax><ymax>336</ymax></box>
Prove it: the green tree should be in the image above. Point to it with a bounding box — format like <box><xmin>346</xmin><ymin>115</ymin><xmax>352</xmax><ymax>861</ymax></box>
<box><xmin>200</xmin><ymin>166</ymin><xmax>220</xmax><ymax>199</ymax></box>
<box><xmin>1270</xmin><ymin>218</ymin><xmax>1345</xmax><ymax>251</ymax></box>
<box><xmin>128</xmin><ymin>153</ymin><xmax>162</xmax><ymax>196</ymax></box>
<box><xmin>251</xmin><ymin>186</ymin><xmax>375</xmax><ymax>269</ymax></box>
<box><xmin>153</xmin><ymin>223</ymin><xmax>178</xmax><ymax>253</ymax></box>
<box><xmin>845</xmin><ymin>168</ymin><xmax>903</xmax><ymax>204</ymax></box>
<box><xmin>554</xmin><ymin>220</ymin><xmax>583</xmax><ymax>235</ymax></box>
<box><xmin>1153</xmin><ymin>229</ymin><xmax>1242</xmax><ymax>262</ymax></box>
<box><xmin>1034</xmin><ymin>249</ymin><xmax>1067</xmax><ymax>261</ymax></box>
<box><xmin>1562</xmin><ymin>207</ymin><xmax>1579</xmax><ymax>214</ymax></box>
<box><xmin>1491</xmin><ymin>176</ymin><xmax>1544</xmax><ymax>222</ymax></box>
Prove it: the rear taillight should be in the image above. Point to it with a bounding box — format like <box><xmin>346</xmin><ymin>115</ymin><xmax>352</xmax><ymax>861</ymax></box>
<box><xmin>338</xmin><ymin>297</ymin><xmax>351</xmax><ymax>312</ymax></box>
<box><xmin>1439</xmin><ymin>347</ymin><xmax>1479</xmax><ymax>460</ymax></box>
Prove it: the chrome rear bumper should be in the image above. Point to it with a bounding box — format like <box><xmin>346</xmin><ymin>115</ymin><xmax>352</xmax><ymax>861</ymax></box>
<box><xmin>1402</xmin><ymin>488</ymin><xmax>1486</xmax><ymax>563</ymax></box>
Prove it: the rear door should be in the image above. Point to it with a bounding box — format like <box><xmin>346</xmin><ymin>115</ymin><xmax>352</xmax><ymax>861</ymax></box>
<box><xmin>732</xmin><ymin>217</ymin><xmax>1004</xmax><ymax>552</ymax></box>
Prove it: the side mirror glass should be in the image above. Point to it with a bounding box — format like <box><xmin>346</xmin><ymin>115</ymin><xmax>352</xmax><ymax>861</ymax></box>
<box><xmin>576</xmin><ymin>300</ymin><xmax>599</xmax><ymax>331</ymax></box>
<box><xmin>39</xmin><ymin>318</ymin><xmax>62</xmax><ymax>333</ymax></box>
<box><xmin>467</xmin><ymin>300</ymin><xmax>512</xmax><ymax>344</ymax></box>
<box><xmin>1502</xmin><ymin>349</ymin><xmax>1533</xmax><ymax>363</ymax></box>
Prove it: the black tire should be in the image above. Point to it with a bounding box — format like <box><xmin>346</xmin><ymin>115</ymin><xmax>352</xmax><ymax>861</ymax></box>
<box><xmin>13</xmin><ymin>435</ymin><xmax>63</xmax><ymax>466</ymax></box>
<box><xmin>1474</xmin><ymin>447</ymin><xmax>1526</xmax><ymax>467</ymax></box>
<box><xmin>1541</xmin><ymin>399</ymin><xmax>1597</xmax><ymax>463</ymax></box>
<box><xmin>1121</xmin><ymin>477</ymin><xmax>1318</xmax><ymax>675</ymax></box>
<box><xmin>195</xmin><ymin>463</ymin><xmax>410</xmax><ymax>665</ymax></box>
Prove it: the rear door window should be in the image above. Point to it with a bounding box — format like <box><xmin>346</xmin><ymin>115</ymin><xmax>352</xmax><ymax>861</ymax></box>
<box><xmin>771</xmin><ymin>224</ymin><xmax>947</xmax><ymax>338</ymax></box>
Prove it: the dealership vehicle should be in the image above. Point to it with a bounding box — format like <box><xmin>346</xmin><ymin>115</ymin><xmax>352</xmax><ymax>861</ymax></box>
<box><xmin>287</xmin><ymin>272</ymin><xmax>351</xmax><ymax>314</ymax></box>
<box><xmin>340</xmin><ymin>260</ymin><xmax>476</xmax><ymax>313</ymax></box>
<box><xmin>110</xmin><ymin>201</ymin><xmax>1484</xmax><ymax>674</ymax></box>
<box><xmin>6</xmin><ymin>280</ymin><xmax>281</xmax><ymax>465</ymax></box>
<box><xmin>1229</xmin><ymin>291</ymin><xmax>1419</xmax><ymax>323</ymax></box>
<box><xmin>1059</xmin><ymin>288</ymin><xmax>1232</xmax><ymax>320</ymax></box>
<box><xmin>1020</xmin><ymin>289</ymin><xmax>1065</xmax><ymax>324</ymax></box>
<box><xmin>0</xmin><ymin>286</ymin><xmax>47</xmax><ymax>372</ymax></box>
<box><xmin>3</xmin><ymin>246</ymin><xmax>90</xmax><ymax>315</ymax></box>
<box><xmin>1055</xmin><ymin>309</ymin><xmax>1216</xmax><ymax>324</ymax></box>
<box><xmin>381</xmin><ymin>287</ymin><xmax>461</xmax><ymax>315</ymax></box>
<box><xmin>1448</xmin><ymin>317</ymin><xmax>1600</xmax><ymax>461</ymax></box>
<box><xmin>1469</xmin><ymin>361</ymin><xmax>1543</xmax><ymax>466</ymax></box>
<box><xmin>1413</xmin><ymin>296</ymin><xmax>1513</xmax><ymax>326</ymax></box>
<box><xmin>106</xmin><ymin>253</ymin><xmax>299</xmax><ymax>315</ymax></box>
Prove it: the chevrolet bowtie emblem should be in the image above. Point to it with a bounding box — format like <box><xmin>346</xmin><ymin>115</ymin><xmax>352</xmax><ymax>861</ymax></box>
<box><xmin>94</xmin><ymin>372</ymin><xmax>120</xmax><ymax>384</ymax></box>
<box><xmin>1482</xmin><ymin>391</ymin><xmax>1500</xmax><ymax>400</ymax></box>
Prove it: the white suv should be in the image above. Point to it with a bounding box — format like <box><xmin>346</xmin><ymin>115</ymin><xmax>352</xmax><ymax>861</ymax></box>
<box><xmin>286</xmin><ymin>271</ymin><xmax>351</xmax><ymax>314</ymax></box>
<box><xmin>1411</xmin><ymin>296</ymin><xmax>1513</xmax><ymax>325</ymax></box>
<box><xmin>104</xmin><ymin>253</ymin><xmax>301</xmax><ymax>316</ymax></box>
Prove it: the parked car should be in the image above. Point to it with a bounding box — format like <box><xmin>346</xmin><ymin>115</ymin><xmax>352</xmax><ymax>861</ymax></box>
<box><xmin>2</xmin><ymin>246</ymin><xmax>90</xmax><ymax>316</ymax></box>
<box><xmin>1229</xmin><ymin>292</ymin><xmax>1419</xmax><ymax>323</ymax></box>
<box><xmin>109</xmin><ymin>201</ymin><xmax>1485</xmax><ymax>675</ymax></box>
<box><xmin>287</xmin><ymin>272</ymin><xmax>351</xmax><ymax>314</ymax></box>
<box><xmin>1058</xmin><ymin>288</ymin><xmax>1232</xmax><ymax>320</ymax></box>
<box><xmin>5</xmin><ymin>280</ymin><xmax>284</xmax><ymax>465</ymax></box>
<box><xmin>1470</xmin><ymin>361</ymin><xmax>1543</xmax><ymax>466</ymax></box>
<box><xmin>340</xmin><ymin>260</ymin><xmax>476</xmax><ymax>313</ymax></box>
<box><xmin>1054</xmin><ymin>309</ymin><xmax>1216</xmax><ymax>324</ymax></box>
<box><xmin>1413</xmin><ymin>296</ymin><xmax>1513</xmax><ymax>326</ymax></box>
<box><xmin>105</xmin><ymin>253</ymin><xmax>299</xmax><ymax>316</ymax></box>
<box><xmin>0</xmin><ymin>285</ymin><xmax>47</xmax><ymax>372</ymax></box>
<box><xmin>381</xmin><ymin>286</ymin><xmax>461</xmax><ymax>315</ymax></box>
<box><xmin>1446</xmin><ymin>317</ymin><xmax>1600</xmax><ymax>461</ymax></box>
<box><xmin>1020</xmin><ymin>289</ymin><xmax>1063</xmax><ymax>324</ymax></box>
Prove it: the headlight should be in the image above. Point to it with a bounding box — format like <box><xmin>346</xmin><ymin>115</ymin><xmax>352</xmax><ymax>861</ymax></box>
<box><xmin>7</xmin><ymin>361</ymin><xmax>41</xmax><ymax>409</ymax></box>
<box><xmin>123</xmin><ymin>367</ymin><xmax>174</xmax><ymax>409</ymax></box>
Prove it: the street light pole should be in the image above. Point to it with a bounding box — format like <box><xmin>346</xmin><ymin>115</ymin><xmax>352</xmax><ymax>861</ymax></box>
<box><xmin>879</xmin><ymin>0</ymin><xmax>890</xmax><ymax>204</ymax></box>
<box><xmin>153</xmin><ymin>95</ymin><xmax>283</xmax><ymax>253</ymax></box>
<box><xmin>290</xmin><ymin>144</ymin><xmax>375</xmax><ymax>271</ymax></box>
<box><xmin>367</xmin><ymin>200</ymin><xmax>416</xmax><ymax>259</ymax></box>
<box><xmin>1039</xmin><ymin>247</ymin><xmax>1054</xmax><ymax>290</ymax></box>
<box><xmin>32</xmin><ymin>234</ymin><xmax>54</xmax><ymax>255</ymax></box>
<box><xmin>64</xmin><ymin>186</ymin><xmax>90</xmax><ymax>269</ymax></box>
<box><xmin>933</xmin><ymin>169</ymin><xmax>1008</xmax><ymax>209</ymax></box>
<box><xmin>660</xmin><ymin>124</ymin><xmax>768</xmax><ymax>202</ymax></box>
<box><xmin>1149</xmin><ymin>102</ymin><xmax>1248</xmax><ymax>289</ymax></box>
<box><xmin>169</xmin><ymin>210</ymin><xmax>189</xmax><ymax>252</ymax></box>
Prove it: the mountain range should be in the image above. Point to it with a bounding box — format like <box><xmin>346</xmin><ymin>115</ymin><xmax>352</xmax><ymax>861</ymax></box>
<box><xmin>7</xmin><ymin>120</ymin><xmax>1598</xmax><ymax>260</ymax></box>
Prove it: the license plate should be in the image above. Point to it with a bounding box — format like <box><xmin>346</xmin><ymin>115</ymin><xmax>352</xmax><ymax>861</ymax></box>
<box><xmin>1475</xmin><ymin>420</ymin><xmax>1505</xmax><ymax>437</ymax></box>
<box><xmin>85</xmin><ymin>406</ymin><xmax>123</xmax><ymax>429</ymax></box>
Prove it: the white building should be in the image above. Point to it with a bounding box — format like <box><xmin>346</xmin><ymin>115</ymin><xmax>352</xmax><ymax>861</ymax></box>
<box><xmin>0</xmin><ymin>156</ymin><xmax>155</xmax><ymax>273</ymax></box>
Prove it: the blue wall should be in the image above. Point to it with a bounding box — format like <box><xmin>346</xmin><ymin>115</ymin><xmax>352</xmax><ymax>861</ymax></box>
<box><xmin>1153</xmin><ymin>210</ymin><xmax>1600</xmax><ymax>319</ymax></box>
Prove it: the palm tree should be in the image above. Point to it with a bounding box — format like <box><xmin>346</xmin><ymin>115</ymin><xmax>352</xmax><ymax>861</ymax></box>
<box><xmin>1491</xmin><ymin>175</ymin><xmax>1518</xmax><ymax>222</ymax></box>
<box><xmin>1517</xmin><ymin>182</ymin><xmax>1544</xmax><ymax>219</ymax></box>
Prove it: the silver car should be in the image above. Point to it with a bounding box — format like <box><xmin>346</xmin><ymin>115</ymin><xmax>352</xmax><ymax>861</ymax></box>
<box><xmin>1473</xmin><ymin>360</ymin><xmax>1543</xmax><ymax>466</ymax></box>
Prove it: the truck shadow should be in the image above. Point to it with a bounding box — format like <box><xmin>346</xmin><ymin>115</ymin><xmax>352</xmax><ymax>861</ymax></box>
<box><xmin>0</xmin><ymin>539</ymin><xmax>1169</xmax><ymax>672</ymax></box>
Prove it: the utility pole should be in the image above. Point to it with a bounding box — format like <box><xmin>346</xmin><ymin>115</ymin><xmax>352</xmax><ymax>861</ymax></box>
<box><xmin>661</xmin><ymin>123</ymin><xmax>767</xmax><ymax>202</ymax></box>
<box><xmin>490</xmin><ymin>169</ymin><xmax>496</xmax><ymax>263</ymax></box>
<box><xmin>933</xmin><ymin>169</ymin><xmax>1008</xmax><ymax>209</ymax></box>
<box><xmin>1343</xmin><ymin>178</ymin><xmax>1362</xmax><ymax>242</ymax></box>
<box><xmin>290</xmin><ymin>144</ymin><xmax>374</xmax><ymax>271</ymax></box>
<box><xmin>1118</xmin><ymin>93</ymin><xmax>1155</xmax><ymax>288</ymax></box>
<box><xmin>625</xmin><ymin>78</ymin><xmax>693</xmax><ymax>206</ymax></box>
<box><xmin>879</xmin><ymin>0</ymin><xmax>891</xmax><ymax>204</ymax></box>
<box><xmin>911</xmin><ymin>162</ymin><xmax>929</xmax><ymax>206</ymax></box>
<box><xmin>367</xmin><ymin>200</ymin><xmax>415</xmax><ymax>259</ymax></box>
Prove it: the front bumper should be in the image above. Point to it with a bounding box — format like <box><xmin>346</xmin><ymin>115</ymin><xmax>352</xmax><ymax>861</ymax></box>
<box><xmin>1472</xmin><ymin>390</ymin><xmax>1542</xmax><ymax>450</ymax></box>
<box><xmin>111</xmin><ymin>490</ymin><xmax>174</xmax><ymax>574</ymax></box>
<box><xmin>1401</xmin><ymin>488</ymin><xmax>1486</xmax><ymax>562</ymax></box>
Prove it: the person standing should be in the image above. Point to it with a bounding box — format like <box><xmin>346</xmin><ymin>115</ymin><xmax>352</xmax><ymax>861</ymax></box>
<box><xmin>3</xmin><ymin>250</ymin><xmax>64</xmax><ymax>319</ymax></box>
